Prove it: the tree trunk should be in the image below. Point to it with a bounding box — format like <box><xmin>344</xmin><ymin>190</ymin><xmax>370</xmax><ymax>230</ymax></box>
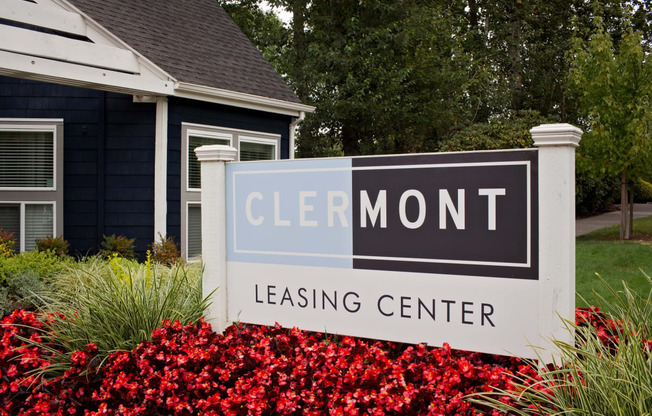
<box><xmin>629</xmin><ymin>184</ymin><xmax>634</xmax><ymax>237</ymax></box>
<box><xmin>620</xmin><ymin>170</ymin><xmax>631</xmax><ymax>240</ymax></box>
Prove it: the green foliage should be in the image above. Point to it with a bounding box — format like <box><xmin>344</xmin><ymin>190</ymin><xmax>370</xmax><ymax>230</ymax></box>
<box><xmin>633</xmin><ymin>178</ymin><xmax>652</xmax><ymax>202</ymax></box>
<box><xmin>0</xmin><ymin>228</ymin><xmax>16</xmax><ymax>257</ymax></box>
<box><xmin>0</xmin><ymin>250</ymin><xmax>69</xmax><ymax>286</ymax></box>
<box><xmin>5</xmin><ymin>271</ymin><xmax>50</xmax><ymax>312</ymax></box>
<box><xmin>570</xmin><ymin>19</ymin><xmax>652</xmax><ymax>181</ymax></box>
<box><xmin>292</xmin><ymin>0</ymin><xmax>481</xmax><ymax>156</ymax></box>
<box><xmin>575</xmin><ymin>174</ymin><xmax>620</xmax><ymax>216</ymax></box>
<box><xmin>436</xmin><ymin>110</ymin><xmax>551</xmax><ymax>152</ymax></box>
<box><xmin>38</xmin><ymin>258</ymin><xmax>209</xmax><ymax>367</ymax></box>
<box><xmin>0</xmin><ymin>286</ymin><xmax>11</xmax><ymax>317</ymax></box>
<box><xmin>218</xmin><ymin>0</ymin><xmax>289</xmax><ymax>70</ymax></box>
<box><xmin>35</xmin><ymin>235</ymin><xmax>69</xmax><ymax>258</ymax></box>
<box><xmin>472</xmin><ymin>272</ymin><xmax>652</xmax><ymax>415</ymax></box>
<box><xmin>100</xmin><ymin>234</ymin><xmax>136</xmax><ymax>259</ymax></box>
<box><xmin>150</xmin><ymin>234</ymin><xmax>183</xmax><ymax>266</ymax></box>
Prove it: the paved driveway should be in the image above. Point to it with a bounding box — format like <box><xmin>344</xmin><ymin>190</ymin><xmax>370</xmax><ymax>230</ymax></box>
<box><xmin>576</xmin><ymin>203</ymin><xmax>652</xmax><ymax>236</ymax></box>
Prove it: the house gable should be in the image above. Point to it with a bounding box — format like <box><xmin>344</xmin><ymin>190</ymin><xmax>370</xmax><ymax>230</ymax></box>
<box><xmin>0</xmin><ymin>0</ymin><xmax>175</xmax><ymax>96</ymax></box>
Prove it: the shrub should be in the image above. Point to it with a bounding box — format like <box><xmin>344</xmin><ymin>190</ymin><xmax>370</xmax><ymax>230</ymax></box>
<box><xmin>0</xmin><ymin>310</ymin><xmax>53</xmax><ymax>414</ymax></box>
<box><xmin>575</xmin><ymin>173</ymin><xmax>620</xmax><ymax>216</ymax></box>
<box><xmin>2</xmin><ymin>316</ymin><xmax>538</xmax><ymax>415</ymax></box>
<box><xmin>38</xmin><ymin>259</ymin><xmax>209</xmax><ymax>369</ymax></box>
<box><xmin>0</xmin><ymin>228</ymin><xmax>16</xmax><ymax>257</ymax></box>
<box><xmin>150</xmin><ymin>234</ymin><xmax>182</xmax><ymax>266</ymax></box>
<box><xmin>0</xmin><ymin>250</ymin><xmax>69</xmax><ymax>287</ymax></box>
<box><xmin>99</xmin><ymin>234</ymin><xmax>136</xmax><ymax>259</ymax></box>
<box><xmin>0</xmin><ymin>287</ymin><xmax>10</xmax><ymax>317</ymax></box>
<box><xmin>633</xmin><ymin>178</ymin><xmax>652</xmax><ymax>203</ymax></box>
<box><xmin>438</xmin><ymin>110</ymin><xmax>551</xmax><ymax>152</ymax></box>
<box><xmin>6</xmin><ymin>272</ymin><xmax>51</xmax><ymax>311</ymax></box>
<box><xmin>35</xmin><ymin>235</ymin><xmax>69</xmax><ymax>258</ymax></box>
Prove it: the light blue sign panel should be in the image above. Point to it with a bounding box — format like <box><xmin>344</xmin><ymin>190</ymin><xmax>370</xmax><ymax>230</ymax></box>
<box><xmin>227</xmin><ymin>158</ymin><xmax>353</xmax><ymax>268</ymax></box>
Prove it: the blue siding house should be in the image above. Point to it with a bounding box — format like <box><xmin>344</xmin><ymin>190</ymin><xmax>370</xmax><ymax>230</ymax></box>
<box><xmin>0</xmin><ymin>0</ymin><xmax>312</xmax><ymax>258</ymax></box>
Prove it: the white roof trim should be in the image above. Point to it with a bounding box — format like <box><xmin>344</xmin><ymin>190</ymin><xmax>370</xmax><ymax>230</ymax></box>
<box><xmin>175</xmin><ymin>82</ymin><xmax>315</xmax><ymax>117</ymax></box>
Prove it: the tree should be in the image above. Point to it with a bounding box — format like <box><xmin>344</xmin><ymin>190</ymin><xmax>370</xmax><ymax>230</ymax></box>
<box><xmin>569</xmin><ymin>18</ymin><xmax>652</xmax><ymax>239</ymax></box>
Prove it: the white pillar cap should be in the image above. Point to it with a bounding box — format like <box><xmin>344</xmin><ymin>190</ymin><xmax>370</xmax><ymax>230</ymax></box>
<box><xmin>530</xmin><ymin>123</ymin><xmax>583</xmax><ymax>147</ymax></box>
<box><xmin>195</xmin><ymin>145</ymin><xmax>237</xmax><ymax>162</ymax></box>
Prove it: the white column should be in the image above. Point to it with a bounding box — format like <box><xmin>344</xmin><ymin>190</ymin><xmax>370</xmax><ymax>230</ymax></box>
<box><xmin>195</xmin><ymin>144</ymin><xmax>237</xmax><ymax>333</ymax></box>
<box><xmin>531</xmin><ymin>123</ymin><xmax>582</xmax><ymax>362</ymax></box>
<box><xmin>154</xmin><ymin>97</ymin><xmax>168</xmax><ymax>240</ymax></box>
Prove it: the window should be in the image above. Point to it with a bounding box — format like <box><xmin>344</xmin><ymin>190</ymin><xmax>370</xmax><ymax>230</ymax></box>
<box><xmin>0</xmin><ymin>128</ymin><xmax>55</xmax><ymax>190</ymax></box>
<box><xmin>180</xmin><ymin>123</ymin><xmax>280</xmax><ymax>260</ymax></box>
<box><xmin>0</xmin><ymin>119</ymin><xmax>63</xmax><ymax>252</ymax></box>
<box><xmin>239</xmin><ymin>136</ymin><xmax>277</xmax><ymax>161</ymax></box>
<box><xmin>0</xmin><ymin>203</ymin><xmax>54</xmax><ymax>252</ymax></box>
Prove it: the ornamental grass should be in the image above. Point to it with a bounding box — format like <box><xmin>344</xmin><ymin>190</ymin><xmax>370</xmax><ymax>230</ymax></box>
<box><xmin>470</xmin><ymin>272</ymin><xmax>652</xmax><ymax>415</ymax></box>
<box><xmin>33</xmin><ymin>255</ymin><xmax>210</xmax><ymax>373</ymax></box>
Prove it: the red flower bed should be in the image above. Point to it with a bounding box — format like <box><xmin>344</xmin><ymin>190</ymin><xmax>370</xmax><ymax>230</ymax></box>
<box><xmin>4</xmin><ymin>309</ymin><xmax>623</xmax><ymax>415</ymax></box>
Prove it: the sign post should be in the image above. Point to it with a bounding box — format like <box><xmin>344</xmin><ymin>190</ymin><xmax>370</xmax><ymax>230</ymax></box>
<box><xmin>531</xmin><ymin>123</ymin><xmax>582</xmax><ymax>359</ymax></box>
<box><xmin>197</xmin><ymin>123</ymin><xmax>582</xmax><ymax>360</ymax></box>
<box><xmin>195</xmin><ymin>144</ymin><xmax>237</xmax><ymax>333</ymax></box>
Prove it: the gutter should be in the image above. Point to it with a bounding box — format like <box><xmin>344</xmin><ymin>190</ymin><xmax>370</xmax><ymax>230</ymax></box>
<box><xmin>289</xmin><ymin>111</ymin><xmax>305</xmax><ymax>159</ymax></box>
<box><xmin>175</xmin><ymin>82</ymin><xmax>315</xmax><ymax>117</ymax></box>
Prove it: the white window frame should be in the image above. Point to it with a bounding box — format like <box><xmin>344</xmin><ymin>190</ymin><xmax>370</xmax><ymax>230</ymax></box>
<box><xmin>0</xmin><ymin>201</ymin><xmax>56</xmax><ymax>252</ymax></box>
<box><xmin>185</xmin><ymin>128</ymin><xmax>232</xmax><ymax>193</ymax></box>
<box><xmin>238</xmin><ymin>135</ymin><xmax>280</xmax><ymax>161</ymax></box>
<box><xmin>180</xmin><ymin>122</ymin><xmax>281</xmax><ymax>260</ymax></box>
<box><xmin>0</xmin><ymin>119</ymin><xmax>63</xmax><ymax>253</ymax></box>
<box><xmin>185</xmin><ymin>201</ymin><xmax>202</xmax><ymax>260</ymax></box>
<box><xmin>0</xmin><ymin>121</ymin><xmax>58</xmax><ymax>191</ymax></box>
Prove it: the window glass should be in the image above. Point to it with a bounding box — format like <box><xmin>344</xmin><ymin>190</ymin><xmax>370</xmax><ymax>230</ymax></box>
<box><xmin>0</xmin><ymin>204</ymin><xmax>20</xmax><ymax>253</ymax></box>
<box><xmin>240</xmin><ymin>141</ymin><xmax>275</xmax><ymax>161</ymax></box>
<box><xmin>187</xmin><ymin>205</ymin><xmax>202</xmax><ymax>259</ymax></box>
<box><xmin>24</xmin><ymin>204</ymin><xmax>53</xmax><ymax>251</ymax></box>
<box><xmin>188</xmin><ymin>135</ymin><xmax>229</xmax><ymax>189</ymax></box>
<box><xmin>0</xmin><ymin>131</ymin><xmax>54</xmax><ymax>188</ymax></box>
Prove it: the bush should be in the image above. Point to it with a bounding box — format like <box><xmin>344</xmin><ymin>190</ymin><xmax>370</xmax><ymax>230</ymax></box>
<box><xmin>438</xmin><ymin>110</ymin><xmax>551</xmax><ymax>152</ymax></box>
<box><xmin>2</xmin><ymin>313</ymin><xmax>539</xmax><ymax>415</ymax></box>
<box><xmin>0</xmin><ymin>250</ymin><xmax>69</xmax><ymax>287</ymax></box>
<box><xmin>0</xmin><ymin>228</ymin><xmax>16</xmax><ymax>257</ymax></box>
<box><xmin>99</xmin><ymin>234</ymin><xmax>136</xmax><ymax>259</ymax></box>
<box><xmin>575</xmin><ymin>173</ymin><xmax>620</xmax><ymax>216</ymax></box>
<box><xmin>37</xmin><ymin>258</ymin><xmax>209</xmax><ymax>368</ymax></box>
<box><xmin>150</xmin><ymin>234</ymin><xmax>182</xmax><ymax>266</ymax></box>
<box><xmin>0</xmin><ymin>252</ymin><xmax>58</xmax><ymax>316</ymax></box>
<box><xmin>633</xmin><ymin>178</ymin><xmax>652</xmax><ymax>203</ymax></box>
<box><xmin>6</xmin><ymin>271</ymin><xmax>51</xmax><ymax>311</ymax></box>
<box><xmin>0</xmin><ymin>310</ymin><xmax>54</xmax><ymax>414</ymax></box>
<box><xmin>35</xmin><ymin>235</ymin><xmax>69</xmax><ymax>258</ymax></box>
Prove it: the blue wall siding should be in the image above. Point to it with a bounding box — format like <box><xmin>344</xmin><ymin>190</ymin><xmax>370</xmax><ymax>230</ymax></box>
<box><xmin>166</xmin><ymin>97</ymin><xmax>291</xmax><ymax>242</ymax></box>
<box><xmin>0</xmin><ymin>76</ymin><xmax>156</xmax><ymax>257</ymax></box>
<box><xmin>0</xmin><ymin>77</ymin><xmax>292</xmax><ymax>257</ymax></box>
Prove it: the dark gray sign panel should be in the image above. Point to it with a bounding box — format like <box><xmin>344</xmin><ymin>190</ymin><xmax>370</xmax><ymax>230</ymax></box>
<box><xmin>352</xmin><ymin>150</ymin><xmax>538</xmax><ymax>279</ymax></box>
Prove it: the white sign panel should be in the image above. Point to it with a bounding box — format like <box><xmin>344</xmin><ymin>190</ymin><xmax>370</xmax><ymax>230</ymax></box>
<box><xmin>225</xmin><ymin>150</ymin><xmax>542</xmax><ymax>357</ymax></box>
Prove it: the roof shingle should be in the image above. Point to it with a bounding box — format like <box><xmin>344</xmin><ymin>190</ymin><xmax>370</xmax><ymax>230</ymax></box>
<box><xmin>68</xmin><ymin>0</ymin><xmax>302</xmax><ymax>104</ymax></box>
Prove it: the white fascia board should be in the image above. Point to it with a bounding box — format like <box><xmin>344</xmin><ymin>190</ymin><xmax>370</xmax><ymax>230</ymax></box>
<box><xmin>0</xmin><ymin>25</ymin><xmax>141</xmax><ymax>74</ymax></box>
<box><xmin>0</xmin><ymin>0</ymin><xmax>87</xmax><ymax>37</ymax></box>
<box><xmin>0</xmin><ymin>50</ymin><xmax>175</xmax><ymax>96</ymax></box>
<box><xmin>44</xmin><ymin>0</ymin><xmax>176</xmax><ymax>84</ymax></box>
<box><xmin>175</xmin><ymin>82</ymin><xmax>315</xmax><ymax>117</ymax></box>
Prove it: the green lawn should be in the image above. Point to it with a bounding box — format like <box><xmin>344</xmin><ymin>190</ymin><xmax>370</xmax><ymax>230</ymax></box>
<box><xmin>576</xmin><ymin>216</ymin><xmax>652</xmax><ymax>308</ymax></box>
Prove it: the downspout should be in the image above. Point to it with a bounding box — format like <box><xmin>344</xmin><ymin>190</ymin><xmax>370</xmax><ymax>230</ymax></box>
<box><xmin>288</xmin><ymin>111</ymin><xmax>305</xmax><ymax>159</ymax></box>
